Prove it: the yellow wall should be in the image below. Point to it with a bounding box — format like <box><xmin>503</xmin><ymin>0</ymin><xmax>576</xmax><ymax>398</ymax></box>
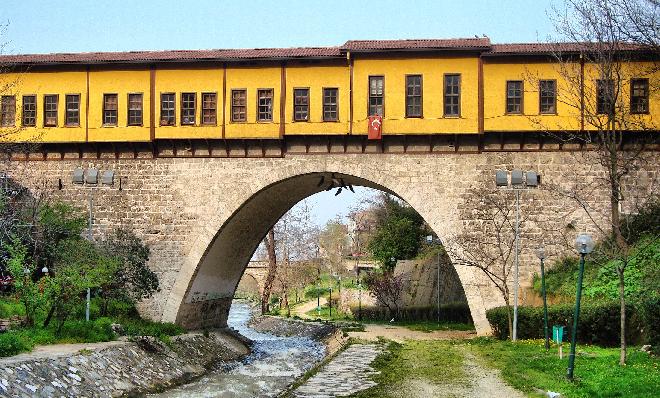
<box><xmin>0</xmin><ymin>56</ymin><xmax>656</xmax><ymax>143</ymax></box>
<box><xmin>155</xmin><ymin>68</ymin><xmax>223</xmax><ymax>139</ymax></box>
<box><xmin>224</xmin><ymin>66</ymin><xmax>281</xmax><ymax>139</ymax></box>
<box><xmin>1</xmin><ymin>71</ymin><xmax>87</xmax><ymax>142</ymax></box>
<box><xmin>483</xmin><ymin>61</ymin><xmax>582</xmax><ymax>132</ymax></box>
<box><xmin>285</xmin><ymin>64</ymin><xmax>350</xmax><ymax>135</ymax></box>
<box><xmin>88</xmin><ymin>69</ymin><xmax>151</xmax><ymax>142</ymax></box>
<box><xmin>351</xmin><ymin>57</ymin><xmax>480</xmax><ymax>135</ymax></box>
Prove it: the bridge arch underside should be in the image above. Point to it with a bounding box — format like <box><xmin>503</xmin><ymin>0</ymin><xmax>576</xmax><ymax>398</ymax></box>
<box><xmin>165</xmin><ymin>171</ymin><xmax>493</xmax><ymax>335</ymax></box>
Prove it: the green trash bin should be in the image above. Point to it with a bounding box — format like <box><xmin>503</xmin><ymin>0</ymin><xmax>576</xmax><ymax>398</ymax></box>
<box><xmin>553</xmin><ymin>325</ymin><xmax>565</xmax><ymax>344</ymax></box>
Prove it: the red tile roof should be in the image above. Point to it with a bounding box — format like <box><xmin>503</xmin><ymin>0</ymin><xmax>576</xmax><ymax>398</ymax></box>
<box><xmin>0</xmin><ymin>47</ymin><xmax>343</xmax><ymax>65</ymax></box>
<box><xmin>343</xmin><ymin>38</ymin><xmax>491</xmax><ymax>51</ymax></box>
<box><xmin>0</xmin><ymin>39</ymin><xmax>652</xmax><ymax>65</ymax></box>
<box><xmin>488</xmin><ymin>42</ymin><xmax>647</xmax><ymax>55</ymax></box>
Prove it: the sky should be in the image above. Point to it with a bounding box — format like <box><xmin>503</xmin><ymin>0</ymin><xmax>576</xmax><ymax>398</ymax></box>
<box><xmin>1</xmin><ymin>0</ymin><xmax>562</xmax><ymax>226</ymax></box>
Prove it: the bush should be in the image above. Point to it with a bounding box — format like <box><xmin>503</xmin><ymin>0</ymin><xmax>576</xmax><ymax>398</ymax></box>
<box><xmin>636</xmin><ymin>296</ymin><xmax>660</xmax><ymax>352</ymax></box>
<box><xmin>304</xmin><ymin>286</ymin><xmax>330</xmax><ymax>300</ymax></box>
<box><xmin>54</xmin><ymin>318</ymin><xmax>115</xmax><ymax>343</ymax></box>
<box><xmin>0</xmin><ymin>299</ymin><xmax>25</xmax><ymax>318</ymax></box>
<box><xmin>120</xmin><ymin>318</ymin><xmax>184</xmax><ymax>338</ymax></box>
<box><xmin>350</xmin><ymin>303</ymin><xmax>473</xmax><ymax>324</ymax></box>
<box><xmin>0</xmin><ymin>333</ymin><xmax>32</xmax><ymax>357</ymax></box>
<box><xmin>485</xmin><ymin>301</ymin><xmax>657</xmax><ymax>346</ymax></box>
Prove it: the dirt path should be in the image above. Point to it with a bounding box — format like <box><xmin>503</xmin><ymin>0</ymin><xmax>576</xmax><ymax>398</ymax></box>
<box><xmin>347</xmin><ymin>324</ymin><xmax>476</xmax><ymax>342</ymax></box>
<box><xmin>292</xmin><ymin>297</ymin><xmax>327</xmax><ymax>319</ymax></box>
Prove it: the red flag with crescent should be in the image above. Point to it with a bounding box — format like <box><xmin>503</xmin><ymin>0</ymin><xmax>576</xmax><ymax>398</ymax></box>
<box><xmin>368</xmin><ymin>115</ymin><xmax>382</xmax><ymax>140</ymax></box>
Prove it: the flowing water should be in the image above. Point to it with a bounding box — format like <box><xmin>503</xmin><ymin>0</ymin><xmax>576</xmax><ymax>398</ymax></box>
<box><xmin>148</xmin><ymin>302</ymin><xmax>326</xmax><ymax>398</ymax></box>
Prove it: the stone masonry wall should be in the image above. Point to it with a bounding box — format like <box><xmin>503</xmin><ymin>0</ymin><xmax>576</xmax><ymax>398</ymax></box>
<box><xmin>1</xmin><ymin>150</ymin><xmax>657</xmax><ymax>335</ymax></box>
<box><xmin>0</xmin><ymin>331</ymin><xmax>249</xmax><ymax>398</ymax></box>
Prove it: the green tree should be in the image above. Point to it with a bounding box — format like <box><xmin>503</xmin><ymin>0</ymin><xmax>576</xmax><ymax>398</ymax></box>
<box><xmin>3</xmin><ymin>237</ymin><xmax>45</xmax><ymax>327</ymax></box>
<box><xmin>368</xmin><ymin>194</ymin><xmax>427</xmax><ymax>270</ymax></box>
<box><xmin>99</xmin><ymin>228</ymin><xmax>158</xmax><ymax>315</ymax></box>
<box><xmin>43</xmin><ymin>239</ymin><xmax>118</xmax><ymax>332</ymax></box>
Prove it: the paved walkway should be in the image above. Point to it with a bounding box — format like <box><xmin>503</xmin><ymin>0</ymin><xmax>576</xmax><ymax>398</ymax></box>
<box><xmin>291</xmin><ymin>344</ymin><xmax>383</xmax><ymax>398</ymax></box>
<box><xmin>348</xmin><ymin>324</ymin><xmax>476</xmax><ymax>342</ymax></box>
<box><xmin>292</xmin><ymin>297</ymin><xmax>328</xmax><ymax>319</ymax></box>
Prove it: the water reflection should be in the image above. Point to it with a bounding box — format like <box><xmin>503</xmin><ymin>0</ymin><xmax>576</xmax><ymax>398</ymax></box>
<box><xmin>149</xmin><ymin>302</ymin><xmax>325</xmax><ymax>398</ymax></box>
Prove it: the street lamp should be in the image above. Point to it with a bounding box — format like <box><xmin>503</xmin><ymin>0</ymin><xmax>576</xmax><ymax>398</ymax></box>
<box><xmin>426</xmin><ymin>235</ymin><xmax>442</xmax><ymax>325</ymax></box>
<box><xmin>495</xmin><ymin>169</ymin><xmax>540</xmax><ymax>341</ymax></box>
<box><xmin>536</xmin><ymin>246</ymin><xmax>549</xmax><ymax>350</ymax></box>
<box><xmin>567</xmin><ymin>233</ymin><xmax>595</xmax><ymax>380</ymax></box>
<box><xmin>71</xmin><ymin>167</ymin><xmax>119</xmax><ymax>322</ymax></box>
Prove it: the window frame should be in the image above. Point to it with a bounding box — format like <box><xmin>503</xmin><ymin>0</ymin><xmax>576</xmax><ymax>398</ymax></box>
<box><xmin>505</xmin><ymin>80</ymin><xmax>524</xmax><ymax>115</ymax></box>
<box><xmin>102</xmin><ymin>93</ymin><xmax>118</xmax><ymax>127</ymax></box>
<box><xmin>127</xmin><ymin>93</ymin><xmax>143</xmax><ymax>126</ymax></box>
<box><xmin>443</xmin><ymin>73</ymin><xmax>462</xmax><ymax>118</ymax></box>
<box><xmin>21</xmin><ymin>95</ymin><xmax>37</xmax><ymax>127</ymax></box>
<box><xmin>64</xmin><ymin>94</ymin><xmax>80</xmax><ymax>127</ymax></box>
<box><xmin>596</xmin><ymin>79</ymin><xmax>615</xmax><ymax>115</ymax></box>
<box><xmin>322</xmin><ymin>87</ymin><xmax>339</xmax><ymax>122</ymax></box>
<box><xmin>293</xmin><ymin>87</ymin><xmax>310</xmax><ymax>122</ymax></box>
<box><xmin>257</xmin><ymin>88</ymin><xmax>274</xmax><ymax>122</ymax></box>
<box><xmin>160</xmin><ymin>92</ymin><xmax>176</xmax><ymax>126</ymax></box>
<box><xmin>368</xmin><ymin>75</ymin><xmax>385</xmax><ymax>117</ymax></box>
<box><xmin>630</xmin><ymin>78</ymin><xmax>649</xmax><ymax>114</ymax></box>
<box><xmin>405</xmin><ymin>74</ymin><xmax>423</xmax><ymax>118</ymax></box>
<box><xmin>43</xmin><ymin>94</ymin><xmax>59</xmax><ymax>127</ymax></box>
<box><xmin>539</xmin><ymin>79</ymin><xmax>557</xmax><ymax>115</ymax></box>
<box><xmin>231</xmin><ymin>89</ymin><xmax>247</xmax><ymax>123</ymax></box>
<box><xmin>201</xmin><ymin>92</ymin><xmax>217</xmax><ymax>125</ymax></box>
<box><xmin>1</xmin><ymin>95</ymin><xmax>16</xmax><ymax>127</ymax></box>
<box><xmin>180</xmin><ymin>92</ymin><xmax>196</xmax><ymax>126</ymax></box>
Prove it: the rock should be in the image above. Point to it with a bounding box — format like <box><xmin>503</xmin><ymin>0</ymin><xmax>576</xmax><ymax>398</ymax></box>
<box><xmin>111</xmin><ymin>323</ymin><xmax>125</xmax><ymax>336</ymax></box>
<box><xmin>547</xmin><ymin>392</ymin><xmax>562</xmax><ymax>398</ymax></box>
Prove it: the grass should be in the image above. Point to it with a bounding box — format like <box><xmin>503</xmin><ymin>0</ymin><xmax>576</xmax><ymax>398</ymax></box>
<box><xmin>305</xmin><ymin>304</ymin><xmax>352</xmax><ymax>321</ymax></box>
<box><xmin>0</xmin><ymin>297</ymin><xmax>185</xmax><ymax>357</ymax></box>
<box><xmin>466</xmin><ymin>337</ymin><xmax>660</xmax><ymax>398</ymax></box>
<box><xmin>350</xmin><ymin>339</ymin><xmax>466</xmax><ymax>398</ymax></box>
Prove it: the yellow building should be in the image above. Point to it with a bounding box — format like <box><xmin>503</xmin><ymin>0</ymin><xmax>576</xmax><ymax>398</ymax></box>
<box><xmin>0</xmin><ymin>38</ymin><xmax>656</xmax><ymax>144</ymax></box>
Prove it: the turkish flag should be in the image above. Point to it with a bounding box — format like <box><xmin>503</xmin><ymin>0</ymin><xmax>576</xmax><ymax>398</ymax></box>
<box><xmin>368</xmin><ymin>115</ymin><xmax>382</xmax><ymax>140</ymax></box>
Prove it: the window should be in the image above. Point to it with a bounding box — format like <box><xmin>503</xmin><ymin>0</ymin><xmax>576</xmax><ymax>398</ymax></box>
<box><xmin>22</xmin><ymin>96</ymin><xmax>36</xmax><ymax>127</ymax></box>
<box><xmin>257</xmin><ymin>89</ymin><xmax>273</xmax><ymax>121</ymax></box>
<box><xmin>596</xmin><ymin>79</ymin><xmax>615</xmax><ymax>115</ymax></box>
<box><xmin>539</xmin><ymin>80</ymin><xmax>557</xmax><ymax>114</ymax></box>
<box><xmin>405</xmin><ymin>75</ymin><xmax>422</xmax><ymax>118</ymax></box>
<box><xmin>181</xmin><ymin>93</ymin><xmax>196</xmax><ymax>125</ymax></box>
<box><xmin>368</xmin><ymin>76</ymin><xmax>384</xmax><ymax>116</ymax></box>
<box><xmin>128</xmin><ymin>93</ymin><xmax>143</xmax><ymax>126</ymax></box>
<box><xmin>201</xmin><ymin>93</ymin><xmax>217</xmax><ymax>125</ymax></box>
<box><xmin>444</xmin><ymin>74</ymin><xmax>461</xmax><ymax>117</ymax></box>
<box><xmin>630</xmin><ymin>78</ymin><xmax>649</xmax><ymax>114</ymax></box>
<box><xmin>103</xmin><ymin>94</ymin><xmax>118</xmax><ymax>126</ymax></box>
<box><xmin>231</xmin><ymin>89</ymin><xmax>246</xmax><ymax>122</ymax></box>
<box><xmin>44</xmin><ymin>95</ymin><xmax>58</xmax><ymax>127</ymax></box>
<box><xmin>323</xmin><ymin>88</ymin><xmax>339</xmax><ymax>121</ymax></box>
<box><xmin>506</xmin><ymin>81</ymin><xmax>523</xmax><ymax>114</ymax></box>
<box><xmin>65</xmin><ymin>94</ymin><xmax>80</xmax><ymax>126</ymax></box>
<box><xmin>1</xmin><ymin>96</ymin><xmax>15</xmax><ymax>127</ymax></box>
<box><xmin>293</xmin><ymin>88</ymin><xmax>309</xmax><ymax>121</ymax></box>
<box><xmin>160</xmin><ymin>93</ymin><xmax>175</xmax><ymax>125</ymax></box>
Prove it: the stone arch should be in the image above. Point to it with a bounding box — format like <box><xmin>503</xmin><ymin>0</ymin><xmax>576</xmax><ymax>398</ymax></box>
<box><xmin>161</xmin><ymin>160</ymin><xmax>492</xmax><ymax>335</ymax></box>
<box><xmin>235</xmin><ymin>272</ymin><xmax>261</xmax><ymax>298</ymax></box>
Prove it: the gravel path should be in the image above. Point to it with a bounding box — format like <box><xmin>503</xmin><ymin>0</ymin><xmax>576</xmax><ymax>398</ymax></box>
<box><xmin>347</xmin><ymin>324</ymin><xmax>476</xmax><ymax>342</ymax></box>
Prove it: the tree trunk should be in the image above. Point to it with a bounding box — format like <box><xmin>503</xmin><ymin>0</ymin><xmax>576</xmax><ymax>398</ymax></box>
<box><xmin>618</xmin><ymin>266</ymin><xmax>627</xmax><ymax>365</ymax></box>
<box><xmin>43</xmin><ymin>304</ymin><xmax>56</xmax><ymax>328</ymax></box>
<box><xmin>261</xmin><ymin>229</ymin><xmax>277</xmax><ymax>315</ymax></box>
<box><xmin>504</xmin><ymin>298</ymin><xmax>513</xmax><ymax>341</ymax></box>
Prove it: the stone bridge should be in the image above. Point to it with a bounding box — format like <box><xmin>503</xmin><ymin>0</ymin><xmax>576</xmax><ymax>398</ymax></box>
<box><xmin>2</xmin><ymin>136</ymin><xmax>657</xmax><ymax>335</ymax></box>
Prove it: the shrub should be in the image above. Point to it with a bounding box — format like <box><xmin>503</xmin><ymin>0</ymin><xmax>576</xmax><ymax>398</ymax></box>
<box><xmin>350</xmin><ymin>303</ymin><xmax>473</xmax><ymax>324</ymax></box>
<box><xmin>54</xmin><ymin>318</ymin><xmax>115</xmax><ymax>343</ymax></box>
<box><xmin>120</xmin><ymin>318</ymin><xmax>184</xmax><ymax>338</ymax></box>
<box><xmin>0</xmin><ymin>333</ymin><xmax>32</xmax><ymax>357</ymax></box>
<box><xmin>486</xmin><ymin>301</ymin><xmax>655</xmax><ymax>346</ymax></box>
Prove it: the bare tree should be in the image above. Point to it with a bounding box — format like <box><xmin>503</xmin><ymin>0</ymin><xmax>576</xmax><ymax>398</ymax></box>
<box><xmin>318</xmin><ymin>218</ymin><xmax>349</xmax><ymax>275</ymax></box>
<box><xmin>447</xmin><ymin>186</ymin><xmax>536</xmax><ymax>339</ymax></box>
<box><xmin>532</xmin><ymin>0</ymin><xmax>660</xmax><ymax>364</ymax></box>
<box><xmin>364</xmin><ymin>271</ymin><xmax>405</xmax><ymax>319</ymax></box>
<box><xmin>260</xmin><ymin>228</ymin><xmax>277</xmax><ymax>315</ymax></box>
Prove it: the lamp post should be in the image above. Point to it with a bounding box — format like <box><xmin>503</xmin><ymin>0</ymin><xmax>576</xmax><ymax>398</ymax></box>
<box><xmin>496</xmin><ymin>169</ymin><xmax>540</xmax><ymax>341</ymax></box>
<box><xmin>71</xmin><ymin>167</ymin><xmax>118</xmax><ymax>322</ymax></box>
<box><xmin>567</xmin><ymin>233</ymin><xmax>595</xmax><ymax>380</ymax></box>
<box><xmin>537</xmin><ymin>246</ymin><xmax>549</xmax><ymax>350</ymax></box>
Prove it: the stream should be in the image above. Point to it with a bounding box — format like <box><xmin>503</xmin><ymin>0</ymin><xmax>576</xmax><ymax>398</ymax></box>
<box><xmin>148</xmin><ymin>302</ymin><xmax>326</xmax><ymax>398</ymax></box>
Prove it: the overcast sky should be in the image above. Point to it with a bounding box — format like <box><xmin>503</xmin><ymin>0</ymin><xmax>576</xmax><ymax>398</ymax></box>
<box><xmin>2</xmin><ymin>0</ymin><xmax>563</xmax><ymax>226</ymax></box>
